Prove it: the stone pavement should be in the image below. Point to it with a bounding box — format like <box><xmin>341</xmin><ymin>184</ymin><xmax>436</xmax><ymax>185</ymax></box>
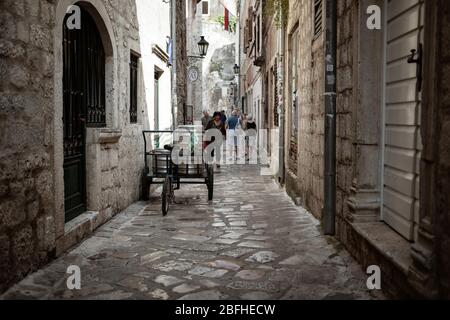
<box><xmin>2</xmin><ymin>166</ymin><xmax>383</xmax><ymax>300</ymax></box>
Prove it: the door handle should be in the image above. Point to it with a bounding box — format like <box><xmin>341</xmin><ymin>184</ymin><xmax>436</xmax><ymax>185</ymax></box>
<box><xmin>407</xmin><ymin>43</ymin><xmax>423</xmax><ymax>92</ymax></box>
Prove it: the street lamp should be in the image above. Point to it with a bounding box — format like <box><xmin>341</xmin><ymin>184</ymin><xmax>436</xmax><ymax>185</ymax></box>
<box><xmin>233</xmin><ymin>64</ymin><xmax>240</xmax><ymax>75</ymax></box>
<box><xmin>197</xmin><ymin>36</ymin><xmax>209</xmax><ymax>58</ymax></box>
<box><xmin>188</xmin><ymin>36</ymin><xmax>210</xmax><ymax>64</ymax></box>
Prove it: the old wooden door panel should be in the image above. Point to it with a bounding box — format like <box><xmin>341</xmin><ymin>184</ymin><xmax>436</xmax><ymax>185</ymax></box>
<box><xmin>63</xmin><ymin>7</ymin><xmax>105</xmax><ymax>223</ymax></box>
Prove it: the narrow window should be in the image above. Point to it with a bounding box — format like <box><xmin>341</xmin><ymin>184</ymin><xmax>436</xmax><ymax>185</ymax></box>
<box><xmin>130</xmin><ymin>53</ymin><xmax>139</xmax><ymax>124</ymax></box>
<box><xmin>154</xmin><ymin>68</ymin><xmax>163</xmax><ymax>130</ymax></box>
<box><xmin>289</xmin><ymin>28</ymin><xmax>300</xmax><ymax>175</ymax></box>
<box><xmin>202</xmin><ymin>0</ymin><xmax>209</xmax><ymax>15</ymax></box>
<box><xmin>314</xmin><ymin>0</ymin><xmax>323</xmax><ymax>38</ymax></box>
<box><xmin>257</xmin><ymin>15</ymin><xmax>260</xmax><ymax>54</ymax></box>
<box><xmin>273</xmin><ymin>61</ymin><xmax>279</xmax><ymax>127</ymax></box>
<box><xmin>248</xmin><ymin>7</ymin><xmax>253</xmax><ymax>42</ymax></box>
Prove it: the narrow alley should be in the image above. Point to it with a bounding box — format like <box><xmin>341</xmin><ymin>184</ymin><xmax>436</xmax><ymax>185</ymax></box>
<box><xmin>2</xmin><ymin>166</ymin><xmax>379</xmax><ymax>300</ymax></box>
<box><xmin>1</xmin><ymin>0</ymin><xmax>450</xmax><ymax>303</ymax></box>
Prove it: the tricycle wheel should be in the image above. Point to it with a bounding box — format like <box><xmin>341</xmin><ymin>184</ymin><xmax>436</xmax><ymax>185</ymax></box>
<box><xmin>207</xmin><ymin>165</ymin><xmax>214</xmax><ymax>201</ymax></box>
<box><xmin>162</xmin><ymin>176</ymin><xmax>171</xmax><ymax>216</ymax></box>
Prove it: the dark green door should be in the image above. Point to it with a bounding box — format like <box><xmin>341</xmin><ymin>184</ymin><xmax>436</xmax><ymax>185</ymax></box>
<box><xmin>63</xmin><ymin>6</ymin><xmax>106</xmax><ymax>223</ymax></box>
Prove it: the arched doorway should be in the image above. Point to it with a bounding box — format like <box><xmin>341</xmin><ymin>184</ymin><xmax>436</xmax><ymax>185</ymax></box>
<box><xmin>63</xmin><ymin>5</ymin><xmax>106</xmax><ymax>222</ymax></box>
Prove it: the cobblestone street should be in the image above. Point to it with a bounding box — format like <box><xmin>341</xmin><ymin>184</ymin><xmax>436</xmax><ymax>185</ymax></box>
<box><xmin>2</xmin><ymin>166</ymin><xmax>382</xmax><ymax>300</ymax></box>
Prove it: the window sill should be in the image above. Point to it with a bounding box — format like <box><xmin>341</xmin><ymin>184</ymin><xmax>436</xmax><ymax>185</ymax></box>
<box><xmin>86</xmin><ymin>128</ymin><xmax>122</xmax><ymax>145</ymax></box>
<box><xmin>351</xmin><ymin>221</ymin><xmax>413</xmax><ymax>274</ymax></box>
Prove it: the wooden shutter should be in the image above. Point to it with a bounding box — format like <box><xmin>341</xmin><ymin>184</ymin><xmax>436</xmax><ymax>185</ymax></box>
<box><xmin>273</xmin><ymin>62</ymin><xmax>279</xmax><ymax>127</ymax></box>
<box><xmin>314</xmin><ymin>0</ymin><xmax>323</xmax><ymax>38</ymax></box>
<box><xmin>130</xmin><ymin>53</ymin><xmax>139</xmax><ymax>124</ymax></box>
<box><xmin>383</xmin><ymin>0</ymin><xmax>424</xmax><ymax>241</ymax></box>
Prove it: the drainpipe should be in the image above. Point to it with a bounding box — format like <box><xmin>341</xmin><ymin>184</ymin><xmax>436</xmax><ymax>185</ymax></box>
<box><xmin>278</xmin><ymin>17</ymin><xmax>286</xmax><ymax>185</ymax></box>
<box><xmin>237</xmin><ymin>1</ymin><xmax>241</xmax><ymax>110</ymax></box>
<box><xmin>170</xmin><ymin>0</ymin><xmax>177</xmax><ymax>129</ymax></box>
<box><xmin>323</xmin><ymin>0</ymin><xmax>337</xmax><ymax>235</ymax></box>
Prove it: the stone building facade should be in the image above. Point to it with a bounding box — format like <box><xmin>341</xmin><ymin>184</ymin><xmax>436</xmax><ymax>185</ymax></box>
<box><xmin>0</xmin><ymin>0</ymin><xmax>188</xmax><ymax>293</ymax></box>
<box><xmin>188</xmin><ymin>0</ymin><xmax>237</xmax><ymax>122</ymax></box>
<box><xmin>239</xmin><ymin>0</ymin><xmax>263</xmax><ymax>124</ymax></box>
<box><xmin>331</xmin><ymin>0</ymin><xmax>449</xmax><ymax>299</ymax></box>
<box><xmin>257</xmin><ymin>0</ymin><xmax>450</xmax><ymax>298</ymax></box>
<box><xmin>261</xmin><ymin>7</ymin><xmax>281</xmax><ymax>178</ymax></box>
<box><xmin>175</xmin><ymin>0</ymin><xmax>189</xmax><ymax>125</ymax></box>
<box><xmin>283</xmin><ymin>0</ymin><xmax>325</xmax><ymax>218</ymax></box>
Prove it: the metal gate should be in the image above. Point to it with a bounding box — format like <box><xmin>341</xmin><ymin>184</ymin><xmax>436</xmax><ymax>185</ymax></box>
<box><xmin>63</xmin><ymin>7</ymin><xmax>106</xmax><ymax>222</ymax></box>
<box><xmin>383</xmin><ymin>0</ymin><xmax>424</xmax><ymax>241</ymax></box>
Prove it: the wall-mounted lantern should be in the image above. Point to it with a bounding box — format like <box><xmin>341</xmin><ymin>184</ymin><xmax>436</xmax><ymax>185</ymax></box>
<box><xmin>233</xmin><ymin>64</ymin><xmax>240</xmax><ymax>75</ymax></box>
<box><xmin>197</xmin><ymin>36</ymin><xmax>209</xmax><ymax>58</ymax></box>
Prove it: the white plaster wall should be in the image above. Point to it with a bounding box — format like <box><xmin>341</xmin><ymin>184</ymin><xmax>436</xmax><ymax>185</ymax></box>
<box><xmin>252</xmin><ymin>75</ymin><xmax>262</xmax><ymax>128</ymax></box>
<box><xmin>136</xmin><ymin>0</ymin><xmax>172</xmax><ymax>130</ymax></box>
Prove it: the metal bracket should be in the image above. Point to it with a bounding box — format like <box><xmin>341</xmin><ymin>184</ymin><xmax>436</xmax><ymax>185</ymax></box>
<box><xmin>187</xmin><ymin>55</ymin><xmax>204</xmax><ymax>67</ymax></box>
<box><xmin>407</xmin><ymin>43</ymin><xmax>423</xmax><ymax>92</ymax></box>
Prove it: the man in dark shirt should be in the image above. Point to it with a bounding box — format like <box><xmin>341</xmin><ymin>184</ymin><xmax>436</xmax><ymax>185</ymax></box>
<box><xmin>221</xmin><ymin>110</ymin><xmax>227</xmax><ymax>125</ymax></box>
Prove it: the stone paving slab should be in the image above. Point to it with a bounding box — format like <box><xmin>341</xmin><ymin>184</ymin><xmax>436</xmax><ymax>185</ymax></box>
<box><xmin>1</xmin><ymin>166</ymin><xmax>384</xmax><ymax>300</ymax></box>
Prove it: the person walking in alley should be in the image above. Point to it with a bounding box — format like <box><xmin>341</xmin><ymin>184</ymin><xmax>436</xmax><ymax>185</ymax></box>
<box><xmin>246</xmin><ymin>114</ymin><xmax>256</xmax><ymax>131</ymax></box>
<box><xmin>221</xmin><ymin>110</ymin><xmax>227</xmax><ymax>125</ymax></box>
<box><xmin>206</xmin><ymin>111</ymin><xmax>226</xmax><ymax>170</ymax></box>
<box><xmin>201</xmin><ymin>109</ymin><xmax>212</xmax><ymax>131</ymax></box>
<box><xmin>241</xmin><ymin>113</ymin><xmax>248</xmax><ymax>131</ymax></box>
<box><xmin>246</xmin><ymin>114</ymin><xmax>257</xmax><ymax>163</ymax></box>
<box><xmin>225</xmin><ymin>110</ymin><xmax>241</xmax><ymax>163</ymax></box>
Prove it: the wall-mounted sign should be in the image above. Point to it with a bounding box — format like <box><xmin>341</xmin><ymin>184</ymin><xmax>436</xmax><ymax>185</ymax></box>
<box><xmin>188</xmin><ymin>66</ymin><xmax>199</xmax><ymax>82</ymax></box>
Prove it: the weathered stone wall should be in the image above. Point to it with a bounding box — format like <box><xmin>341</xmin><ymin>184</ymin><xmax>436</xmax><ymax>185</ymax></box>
<box><xmin>0</xmin><ymin>0</ymin><xmax>58</xmax><ymax>293</ymax></box>
<box><xmin>284</xmin><ymin>0</ymin><xmax>324</xmax><ymax>219</ymax></box>
<box><xmin>332</xmin><ymin>0</ymin><xmax>411</xmax><ymax>299</ymax></box>
<box><xmin>176</xmin><ymin>0</ymin><xmax>188</xmax><ymax>124</ymax></box>
<box><xmin>110</xmin><ymin>0</ymin><xmax>143</xmax><ymax>214</ymax></box>
<box><xmin>0</xmin><ymin>0</ymin><xmax>145</xmax><ymax>293</ymax></box>
<box><xmin>333</xmin><ymin>0</ymin><xmax>445</xmax><ymax>299</ymax></box>
<box><xmin>205</xmin><ymin>40</ymin><xmax>236</xmax><ymax>112</ymax></box>
<box><xmin>335</xmin><ymin>0</ymin><xmax>356</xmax><ymax>237</ymax></box>
<box><xmin>435</xmin><ymin>0</ymin><xmax>450</xmax><ymax>298</ymax></box>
